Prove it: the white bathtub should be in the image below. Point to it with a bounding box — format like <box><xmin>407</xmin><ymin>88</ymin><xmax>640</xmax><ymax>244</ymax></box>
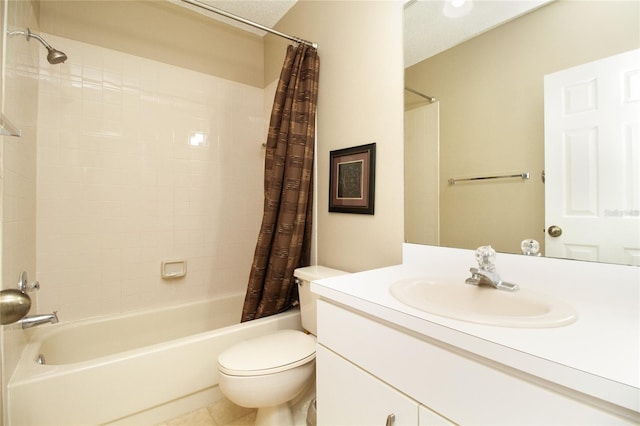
<box><xmin>8</xmin><ymin>294</ymin><xmax>303</xmax><ymax>425</ymax></box>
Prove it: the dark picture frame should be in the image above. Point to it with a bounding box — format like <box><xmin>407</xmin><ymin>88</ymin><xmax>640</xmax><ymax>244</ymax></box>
<box><xmin>329</xmin><ymin>143</ymin><xmax>376</xmax><ymax>214</ymax></box>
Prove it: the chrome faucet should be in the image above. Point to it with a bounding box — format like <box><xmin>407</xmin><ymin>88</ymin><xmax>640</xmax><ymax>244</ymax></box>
<box><xmin>21</xmin><ymin>311</ymin><xmax>58</xmax><ymax>329</ymax></box>
<box><xmin>465</xmin><ymin>246</ymin><xmax>519</xmax><ymax>292</ymax></box>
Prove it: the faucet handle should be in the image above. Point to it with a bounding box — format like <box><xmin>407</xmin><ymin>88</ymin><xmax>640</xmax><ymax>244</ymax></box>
<box><xmin>18</xmin><ymin>271</ymin><xmax>40</xmax><ymax>293</ymax></box>
<box><xmin>475</xmin><ymin>245</ymin><xmax>496</xmax><ymax>271</ymax></box>
<box><xmin>521</xmin><ymin>239</ymin><xmax>541</xmax><ymax>256</ymax></box>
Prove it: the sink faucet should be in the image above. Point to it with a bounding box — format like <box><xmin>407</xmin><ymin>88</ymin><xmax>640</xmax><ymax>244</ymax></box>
<box><xmin>21</xmin><ymin>311</ymin><xmax>58</xmax><ymax>329</ymax></box>
<box><xmin>465</xmin><ymin>246</ymin><xmax>519</xmax><ymax>292</ymax></box>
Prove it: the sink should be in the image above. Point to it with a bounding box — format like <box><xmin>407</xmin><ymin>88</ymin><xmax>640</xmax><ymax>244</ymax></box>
<box><xmin>390</xmin><ymin>278</ymin><xmax>577</xmax><ymax>328</ymax></box>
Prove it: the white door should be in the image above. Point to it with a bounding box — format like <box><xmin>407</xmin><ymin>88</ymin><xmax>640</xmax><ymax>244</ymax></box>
<box><xmin>544</xmin><ymin>49</ymin><xmax>640</xmax><ymax>265</ymax></box>
<box><xmin>404</xmin><ymin>102</ymin><xmax>439</xmax><ymax>245</ymax></box>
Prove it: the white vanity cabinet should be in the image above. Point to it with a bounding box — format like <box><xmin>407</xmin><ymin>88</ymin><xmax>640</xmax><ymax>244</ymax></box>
<box><xmin>315</xmin><ymin>299</ymin><xmax>636</xmax><ymax>425</ymax></box>
<box><xmin>317</xmin><ymin>345</ymin><xmax>453</xmax><ymax>425</ymax></box>
<box><xmin>317</xmin><ymin>345</ymin><xmax>419</xmax><ymax>425</ymax></box>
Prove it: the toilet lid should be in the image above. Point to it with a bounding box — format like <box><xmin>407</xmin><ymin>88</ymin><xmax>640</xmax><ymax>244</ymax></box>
<box><xmin>218</xmin><ymin>330</ymin><xmax>316</xmax><ymax>376</ymax></box>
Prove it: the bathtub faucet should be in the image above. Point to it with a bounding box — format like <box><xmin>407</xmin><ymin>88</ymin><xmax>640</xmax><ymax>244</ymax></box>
<box><xmin>21</xmin><ymin>311</ymin><xmax>58</xmax><ymax>329</ymax></box>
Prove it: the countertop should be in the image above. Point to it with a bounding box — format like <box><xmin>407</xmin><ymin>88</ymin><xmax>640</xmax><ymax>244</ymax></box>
<box><xmin>311</xmin><ymin>244</ymin><xmax>640</xmax><ymax>413</ymax></box>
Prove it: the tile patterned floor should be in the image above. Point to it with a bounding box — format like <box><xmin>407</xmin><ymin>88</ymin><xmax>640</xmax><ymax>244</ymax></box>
<box><xmin>157</xmin><ymin>382</ymin><xmax>315</xmax><ymax>426</ymax></box>
<box><xmin>157</xmin><ymin>398</ymin><xmax>257</xmax><ymax>426</ymax></box>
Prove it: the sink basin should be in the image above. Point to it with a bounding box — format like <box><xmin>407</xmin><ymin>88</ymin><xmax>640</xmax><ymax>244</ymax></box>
<box><xmin>390</xmin><ymin>278</ymin><xmax>577</xmax><ymax>328</ymax></box>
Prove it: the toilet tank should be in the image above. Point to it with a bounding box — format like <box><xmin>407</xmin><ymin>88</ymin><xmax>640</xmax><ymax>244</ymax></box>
<box><xmin>294</xmin><ymin>266</ymin><xmax>348</xmax><ymax>335</ymax></box>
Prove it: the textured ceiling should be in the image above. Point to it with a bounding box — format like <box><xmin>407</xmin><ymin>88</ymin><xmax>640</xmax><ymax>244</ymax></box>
<box><xmin>175</xmin><ymin>0</ymin><xmax>297</xmax><ymax>36</ymax></box>
<box><xmin>403</xmin><ymin>0</ymin><xmax>553</xmax><ymax>67</ymax></box>
<box><xmin>176</xmin><ymin>0</ymin><xmax>553</xmax><ymax>68</ymax></box>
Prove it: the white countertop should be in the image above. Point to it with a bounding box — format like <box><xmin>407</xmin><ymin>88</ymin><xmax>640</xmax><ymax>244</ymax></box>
<box><xmin>311</xmin><ymin>244</ymin><xmax>640</xmax><ymax>413</ymax></box>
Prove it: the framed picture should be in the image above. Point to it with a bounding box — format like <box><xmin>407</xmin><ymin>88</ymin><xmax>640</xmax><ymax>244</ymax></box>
<box><xmin>329</xmin><ymin>143</ymin><xmax>376</xmax><ymax>214</ymax></box>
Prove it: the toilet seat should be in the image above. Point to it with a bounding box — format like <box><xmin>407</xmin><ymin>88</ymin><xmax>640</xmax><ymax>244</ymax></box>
<box><xmin>218</xmin><ymin>330</ymin><xmax>316</xmax><ymax>376</ymax></box>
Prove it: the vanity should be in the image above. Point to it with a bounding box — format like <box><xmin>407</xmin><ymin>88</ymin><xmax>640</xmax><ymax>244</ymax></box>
<box><xmin>311</xmin><ymin>244</ymin><xmax>640</xmax><ymax>425</ymax></box>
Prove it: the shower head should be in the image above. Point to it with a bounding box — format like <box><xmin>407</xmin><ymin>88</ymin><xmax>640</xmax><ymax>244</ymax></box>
<box><xmin>45</xmin><ymin>47</ymin><xmax>68</xmax><ymax>65</ymax></box>
<box><xmin>8</xmin><ymin>28</ymin><xmax>68</xmax><ymax>64</ymax></box>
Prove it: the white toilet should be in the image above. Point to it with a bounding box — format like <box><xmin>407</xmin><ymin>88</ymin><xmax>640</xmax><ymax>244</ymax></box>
<box><xmin>217</xmin><ymin>266</ymin><xmax>347</xmax><ymax>426</ymax></box>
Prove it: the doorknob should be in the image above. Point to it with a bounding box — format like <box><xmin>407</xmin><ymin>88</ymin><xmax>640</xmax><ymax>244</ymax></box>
<box><xmin>548</xmin><ymin>225</ymin><xmax>562</xmax><ymax>237</ymax></box>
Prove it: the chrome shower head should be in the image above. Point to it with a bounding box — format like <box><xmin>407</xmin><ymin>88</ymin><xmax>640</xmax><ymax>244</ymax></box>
<box><xmin>46</xmin><ymin>47</ymin><xmax>68</xmax><ymax>65</ymax></box>
<box><xmin>8</xmin><ymin>28</ymin><xmax>68</xmax><ymax>64</ymax></box>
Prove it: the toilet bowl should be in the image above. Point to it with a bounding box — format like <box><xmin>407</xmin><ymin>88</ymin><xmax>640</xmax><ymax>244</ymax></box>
<box><xmin>217</xmin><ymin>266</ymin><xmax>347</xmax><ymax>426</ymax></box>
<box><xmin>218</xmin><ymin>330</ymin><xmax>316</xmax><ymax>425</ymax></box>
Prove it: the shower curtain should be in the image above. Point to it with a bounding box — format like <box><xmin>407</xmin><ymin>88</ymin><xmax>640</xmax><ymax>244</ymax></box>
<box><xmin>241</xmin><ymin>44</ymin><xmax>320</xmax><ymax>322</ymax></box>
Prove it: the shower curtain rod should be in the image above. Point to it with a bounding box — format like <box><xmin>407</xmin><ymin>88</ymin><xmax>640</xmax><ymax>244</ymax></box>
<box><xmin>180</xmin><ymin>0</ymin><xmax>318</xmax><ymax>49</ymax></box>
<box><xmin>405</xmin><ymin>87</ymin><xmax>436</xmax><ymax>103</ymax></box>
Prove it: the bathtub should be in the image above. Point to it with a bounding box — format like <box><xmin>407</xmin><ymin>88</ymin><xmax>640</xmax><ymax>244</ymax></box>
<box><xmin>8</xmin><ymin>293</ymin><xmax>303</xmax><ymax>425</ymax></box>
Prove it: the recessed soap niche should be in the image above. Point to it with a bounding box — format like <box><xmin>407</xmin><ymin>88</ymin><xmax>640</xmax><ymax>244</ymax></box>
<box><xmin>161</xmin><ymin>260</ymin><xmax>187</xmax><ymax>279</ymax></box>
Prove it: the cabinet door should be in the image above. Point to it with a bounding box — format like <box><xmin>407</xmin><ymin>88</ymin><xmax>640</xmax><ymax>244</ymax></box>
<box><xmin>316</xmin><ymin>345</ymin><xmax>418</xmax><ymax>425</ymax></box>
<box><xmin>419</xmin><ymin>405</ymin><xmax>455</xmax><ymax>426</ymax></box>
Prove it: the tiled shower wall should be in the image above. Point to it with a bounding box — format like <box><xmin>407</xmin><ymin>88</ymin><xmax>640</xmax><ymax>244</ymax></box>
<box><xmin>35</xmin><ymin>34</ymin><xmax>266</xmax><ymax>322</ymax></box>
<box><xmin>2</xmin><ymin>0</ymin><xmax>40</xmax><ymax>416</ymax></box>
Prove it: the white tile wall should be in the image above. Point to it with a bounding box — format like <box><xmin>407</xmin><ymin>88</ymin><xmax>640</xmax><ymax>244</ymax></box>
<box><xmin>2</xmin><ymin>0</ymin><xmax>41</xmax><ymax>414</ymax></box>
<box><xmin>35</xmin><ymin>35</ymin><xmax>266</xmax><ymax>321</ymax></box>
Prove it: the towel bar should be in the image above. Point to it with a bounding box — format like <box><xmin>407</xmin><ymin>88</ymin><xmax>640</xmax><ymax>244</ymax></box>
<box><xmin>448</xmin><ymin>172</ymin><xmax>530</xmax><ymax>185</ymax></box>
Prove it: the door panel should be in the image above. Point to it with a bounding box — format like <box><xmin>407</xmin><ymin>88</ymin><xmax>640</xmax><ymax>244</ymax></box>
<box><xmin>544</xmin><ymin>49</ymin><xmax>640</xmax><ymax>265</ymax></box>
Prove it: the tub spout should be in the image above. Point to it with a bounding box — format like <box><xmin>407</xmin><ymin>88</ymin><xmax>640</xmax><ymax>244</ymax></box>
<box><xmin>21</xmin><ymin>311</ymin><xmax>58</xmax><ymax>329</ymax></box>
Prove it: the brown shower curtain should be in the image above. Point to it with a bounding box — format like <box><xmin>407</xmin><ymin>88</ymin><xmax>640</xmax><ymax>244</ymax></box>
<box><xmin>241</xmin><ymin>44</ymin><xmax>320</xmax><ymax>322</ymax></box>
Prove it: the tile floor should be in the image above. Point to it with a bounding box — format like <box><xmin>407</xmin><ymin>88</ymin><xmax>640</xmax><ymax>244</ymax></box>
<box><xmin>157</xmin><ymin>398</ymin><xmax>257</xmax><ymax>426</ymax></box>
<box><xmin>157</xmin><ymin>382</ymin><xmax>315</xmax><ymax>426</ymax></box>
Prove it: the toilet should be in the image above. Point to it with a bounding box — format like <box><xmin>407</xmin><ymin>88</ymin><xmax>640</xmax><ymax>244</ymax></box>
<box><xmin>217</xmin><ymin>266</ymin><xmax>347</xmax><ymax>426</ymax></box>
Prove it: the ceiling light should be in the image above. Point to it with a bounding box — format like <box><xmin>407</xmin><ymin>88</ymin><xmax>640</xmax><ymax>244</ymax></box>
<box><xmin>443</xmin><ymin>0</ymin><xmax>473</xmax><ymax>18</ymax></box>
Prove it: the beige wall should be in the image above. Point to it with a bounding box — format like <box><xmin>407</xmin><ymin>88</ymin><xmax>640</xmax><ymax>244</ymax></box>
<box><xmin>271</xmin><ymin>0</ymin><xmax>405</xmax><ymax>272</ymax></box>
<box><xmin>38</xmin><ymin>0</ymin><xmax>264</xmax><ymax>88</ymax></box>
<box><xmin>1</xmin><ymin>1</ymin><xmax>40</xmax><ymax>423</ymax></box>
<box><xmin>405</xmin><ymin>0</ymin><xmax>639</xmax><ymax>255</ymax></box>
